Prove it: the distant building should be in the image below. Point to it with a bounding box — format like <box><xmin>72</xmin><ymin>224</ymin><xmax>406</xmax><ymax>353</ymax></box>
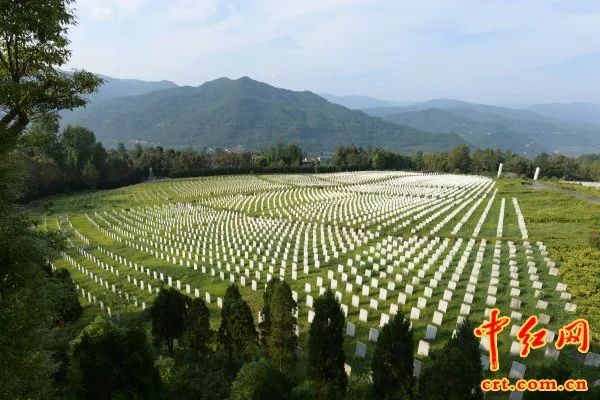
<box><xmin>302</xmin><ymin>156</ymin><xmax>321</xmax><ymax>168</ymax></box>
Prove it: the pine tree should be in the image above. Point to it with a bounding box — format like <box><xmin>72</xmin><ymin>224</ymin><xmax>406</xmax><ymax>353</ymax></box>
<box><xmin>418</xmin><ymin>320</ymin><xmax>483</xmax><ymax>400</ymax></box>
<box><xmin>371</xmin><ymin>310</ymin><xmax>414</xmax><ymax>399</ymax></box>
<box><xmin>149</xmin><ymin>287</ymin><xmax>190</xmax><ymax>355</ymax></box>
<box><xmin>446</xmin><ymin>319</ymin><xmax>483</xmax><ymax>399</ymax></box>
<box><xmin>265</xmin><ymin>280</ymin><xmax>297</xmax><ymax>371</ymax></box>
<box><xmin>219</xmin><ymin>284</ymin><xmax>258</xmax><ymax>362</ymax></box>
<box><xmin>182</xmin><ymin>297</ymin><xmax>212</xmax><ymax>357</ymax></box>
<box><xmin>307</xmin><ymin>289</ymin><xmax>347</xmax><ymax>395</ymax></box>
<box><xmin>259</xmin><ymin>277</ymin><xmax>281</xmax><ymax>344</ymax></box>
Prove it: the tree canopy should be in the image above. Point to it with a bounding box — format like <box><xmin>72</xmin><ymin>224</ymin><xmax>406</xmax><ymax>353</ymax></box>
<box><xmin>0</xmin><ymin>0</ymin><xmax>101</xmax><ymax>148</ymax></box>
<box><xmin>371</xmin><ymin>310</ymin><xmax>414</xmax><ymax>399</ymax></box>
<box><xmin>307</xmin><ymin>289</ymin><xmax>347</xmax><ymax>395</ymax></box>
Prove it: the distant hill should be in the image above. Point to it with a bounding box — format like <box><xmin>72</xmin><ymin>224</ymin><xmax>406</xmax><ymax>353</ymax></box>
<box><xmin>319</xmin><ymin>93</ymin><xmax>410</xmax><ymax>110</ymax></box>
<box><xmin>62</xmin><ymin>77</ymin><xmax>464</xmax><ymax>153</ymax></box>
<box><xmin>72</xmin><ymin>74</ymin><xmax>178</xmax><ymax>103</ymax></box>
<box><xmin>363</xmin><ymin>99</ymin><xmax>600</xmax><ymax>155</ymax></box>
<box><xmin>375</xmin><ymin>108</ymin><xmax>539</xmax><ymax>152</ymax></box>
<box><xmin>527</xmin><ymin>102</ymin><xmax>600</xmax><ymax>125</ymax></box>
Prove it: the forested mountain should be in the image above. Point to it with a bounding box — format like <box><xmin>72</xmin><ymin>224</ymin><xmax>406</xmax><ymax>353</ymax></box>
<box><xmin>61</xmin><ymin>77</ymin><xmax>464</xmax><ymax>153</ymax></box>
<box><xmin>363</xmin><ymin>99</ymin><xmax>600</xmax><ymax>155</ymax></box>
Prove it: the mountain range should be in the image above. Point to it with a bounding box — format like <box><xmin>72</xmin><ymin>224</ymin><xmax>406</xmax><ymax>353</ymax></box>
<box><xmin>61</xmin><ymin>75</ymin><xmax>600</xmax><ymax>155</ymax></box>
<box><xmin>359</xmin><ymin>99</ymin><xmax>600</xmax><ymax>155</ymax></box>
<box><xmin>61</xmin><ymin>77</ymin><xmax>462</xmax><ymax>153</ymax></box>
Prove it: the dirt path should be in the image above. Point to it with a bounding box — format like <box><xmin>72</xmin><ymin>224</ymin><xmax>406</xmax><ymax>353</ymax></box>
<box><xmin>527</xmin><ymin>181</ymin><xmax>600</xmax><ymax>204</ymax></box>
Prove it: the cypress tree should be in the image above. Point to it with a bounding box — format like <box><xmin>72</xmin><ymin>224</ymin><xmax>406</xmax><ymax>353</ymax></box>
<box><xmin>182</xmin><ymin>297</ymin><xmax>212</xmax><ymax>357</ymax></box>
<box><xmin>218</xmin><ymin>284</ymin><xmax>258</xmax><ymax>361</ymax></box>
<box><xmin>265</xmin><ymin>280</ymin><xmax>298</xmax><ymax>371</ymax></box>
<box><xmin>307</xmin><ymin>289</ymin><xmax>347</xmax><ymax>395</ymax></box>
<box><xmin>149</xmin><ymin>287</ymin><xmax>189</xmax><ymax>355</ymax></box>
<box><xmin>418</xmin><ymin>320</ymin><xmax>483</xmax><ymax>400</ymax></box>
<box><xmin>371</xmin><ymin>310</ymin><xmax>414</xmax><ymax>399</ymax></box>
<box><xmin>259</xmin><ymin>277</ymin><xmax>281</xmax><ymax>344</ymax></box>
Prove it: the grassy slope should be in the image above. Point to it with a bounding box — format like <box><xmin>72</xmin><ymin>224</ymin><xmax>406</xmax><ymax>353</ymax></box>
<box><xmin>32</xmin><ymin>175</ymin><xmax>600</xmax><ymax>400</ymax></box>
<box><xmin>496</xmin><ymin>179</ymin><xmax>600</xmax><ymax>344</ymax></box>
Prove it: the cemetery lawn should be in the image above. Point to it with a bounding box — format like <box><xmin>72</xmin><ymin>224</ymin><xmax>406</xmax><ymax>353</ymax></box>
<box><xmin>32</xmin><ymin>173</ymin><xmax>600</xmax><ymax>398</ymax></box>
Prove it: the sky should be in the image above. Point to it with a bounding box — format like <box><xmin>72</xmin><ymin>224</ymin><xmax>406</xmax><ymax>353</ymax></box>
<box><xmin>65</xmin><ymin>0</ymin><xmax>600</xmax><ymax>104</ymax></box>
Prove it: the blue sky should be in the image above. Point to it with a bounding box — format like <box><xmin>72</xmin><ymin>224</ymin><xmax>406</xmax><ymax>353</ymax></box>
<box><xmin>65</xmin><ymin>0</ymin><xmax>600</xmax><ymax>104</ymax></box>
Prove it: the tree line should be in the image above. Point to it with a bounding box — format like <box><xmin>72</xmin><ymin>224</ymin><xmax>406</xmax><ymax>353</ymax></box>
<box><xmin>65</xmin><ymin>279</ymin><xmax>488</xmax><ymax>400</ymax></box>
<box><xmin>17</xmin><ymin>120</ymin><xmax>600</xmax><ymax>203</ymax></box>
<box><xmin>56</xmin><ymin>279</ymin><xmax>593</xmax><ymax>400</ymax></box>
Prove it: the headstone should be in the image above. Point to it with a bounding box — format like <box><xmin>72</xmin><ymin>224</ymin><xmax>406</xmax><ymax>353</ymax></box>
<box><xmin>359</xmin><ymin>308</ymin><xmax>368</xmax><ymax>322</ymax></box>
<box><xmin>346</xmin><ymin>322</ymin><xmax>356</xmax><ymax>337</ymax></box>
<box><xmin>379</xmin><ymin>313</ymin><xmax>390</xmax><ymax>328</ymax></box>
<box><xmin>509</xmin><ymin>392</ymin><xmax>523</xmax><ymax>400</ymax></box>
<box><xmin>410</xmin><ymin>307</ymin><xmax>420</xmax><ymax>320</ymax></box>
<box><xmin>510</xmin><ymin>341</ymin><xmax>521</xmax><ymax>356</ymax></box>
<box><xmin>368</xmin><ymin>328</ymin><xmax>379</xmax><ymax>342</ymax></box>
<box><xmin>544</xmin><ymin>348</ymin><xmax>560</xmax><ymax>360</ymax></box>
<box><xmin>413</xmin><ymin>359</ymin><xmax>422</xmax><ymax>378</ymax></box>
<box><xmin>432</xmin><ymin>311</ymin><xmax>444</xmax><ymax>326</ymax></box>
<box><xmin>355</xmin><ymin>342</ymin><xmax>366</xmax><ymax>358</ymax></box>
<box><xmin>584</xmin><ymin>352</ymin><xmax>600</xmax><ymax>367</ymax></box>
<box><xmin>417</xmin><ymin>340</ymin><xmax>430</xmax><ymax>357</ymax></box>
<box><xmin>480</xmin><ymin>355</ymin><xmax>490</xmax><ymax>371</ymax></box>
<box><xmin>509</xmin><ymin>362</ymin><xmax>526</xmax><ymax>379</ymax></box>
<box><xmin>425</xmin><ymin>324</ymin><xmax>437</xmax><ymax>340</ymax></box>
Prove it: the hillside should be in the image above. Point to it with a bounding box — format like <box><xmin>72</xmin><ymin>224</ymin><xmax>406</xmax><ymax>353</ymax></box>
<box><xmin>376</xmin><ymin>108</ymin><xmax>543</xmax><ymax>153</ymax></box>
<box><xmin>363</xmin><ymin>99</ymin><xmax>600</xmax><ymax>155</ymax></box>
<box><xmin>61</xmin><ymin>77</ymin><xmax>464</xmax><ymax>153</ymax></box>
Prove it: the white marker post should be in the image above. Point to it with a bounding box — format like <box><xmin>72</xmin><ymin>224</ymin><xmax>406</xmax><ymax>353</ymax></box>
<box><xmin>497</xmin><ymin>163</ymin><xmax>503</xmax><ymax>178</ymax></box>
<box><xmin>533</xmin><ymin>167</ymin><xmax>540</xmax><ymax>180</ymax></box>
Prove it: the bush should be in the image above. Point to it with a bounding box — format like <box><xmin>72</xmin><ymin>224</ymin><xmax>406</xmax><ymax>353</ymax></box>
<box><xmin>230</xmin><ymin>359</ymin><xmax>292</xmax><ymax>400</ymax></box>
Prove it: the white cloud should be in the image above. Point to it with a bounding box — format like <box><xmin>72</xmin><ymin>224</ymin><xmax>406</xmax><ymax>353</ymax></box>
<box><xmin>66</xmin><ymin>0</ymin><xmax>600</xmax><ymax>103</ymax></box>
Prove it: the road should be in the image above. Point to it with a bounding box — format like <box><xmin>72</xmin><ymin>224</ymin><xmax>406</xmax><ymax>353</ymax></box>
<box><xmin>527</xmin><ymin>181</ymin><xmax>600</xmax><ymax>204</ymax></box>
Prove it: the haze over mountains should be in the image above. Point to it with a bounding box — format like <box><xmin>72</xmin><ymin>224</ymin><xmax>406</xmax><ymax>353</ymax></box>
<box><xmin>61</xmin><ymin>74</ymin><xmax>600</xmax><ymax>155</ymax></box>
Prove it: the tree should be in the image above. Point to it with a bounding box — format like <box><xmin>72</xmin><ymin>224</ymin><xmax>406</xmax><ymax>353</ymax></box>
<box><xmin>230</xmin><ymin>359</ymin><xmax>292</xmax><ymax>400</ymax></box>
<box><xmin>0</xmin><ymin>0</ymin><xmax>102</xmax><ymax>148</ymax></box>
<box><xmin>81</xmin><ymin>159</ymin><xmax>100</xmax><ymax>189</ymax></box>
<box><xmin>182</xmin><ymin>297</ymin><xmax>212</xmax><ymax>357</ymax></box>
<box><xmin>259</xmin><ymin>277</ymin><xmax>280</xmax><ymax>343</ymax></box>
<box><xmin>149</xmin><ymin>287</ymin><xmax>189</xmax><ymax>355</ymax></box>
<box><xmin>448</xmin><ymin>144</ymin><xmax>471</xmax><ymax>173</ymax></box>
<box><xmin>371</xmin><ymin>311</ymin><xmax>414</xmax><ymax>399</ymax></box>
<box><xmin>0</xmin><ymin>0</ymin><xmax>101</xmax><ymax>147</ymax></box>
<box><xmin>0</xmin><ymin>3</ymin><xmax>99</xmax><ymax>398</ymax></box>
<box><xmin>470</xmin><ymin>149</ymin><xmax>503</xmax><ymax>175</ymax></box>
<box><xmin>168</xmin><ymin>352</ymin><xmax>234</xmax><ymax>400</ymax></box>
<box><xmin>308</xmin><ymin>289</ymin><xmax>347</xmax><ymax>395</ymax></box>
<box><xmin>219</xmin><ymin>284</ymin><xmax>258</xmax><ymax>362</ymax></box>
<box><xmin>423</xmin><ymin>152</ymin><xmax>448</xmax><ymax>172</ymax></box>
<box><xmin>49</xmin><ymin>268</ymin><xmax>83</xmax><ymax>325</ymax></box>
<box><xmin>61</xmin><ymin>125</ymin><xmax>98</xmax><ymax>170</ymax></box>
<box><xmin>418</xmin><ymin>320</ymin><xmax>483</xmax><ymax>400</ymax></box>
<box><xmin>264</xmin><ymin>280</ymin><xmax>298</xmax><ymax>371</ymax></box>
<box><xmin>70</xmin><ymin>317</ymin><xmax>162</xmax><ymax>400</ymax></box>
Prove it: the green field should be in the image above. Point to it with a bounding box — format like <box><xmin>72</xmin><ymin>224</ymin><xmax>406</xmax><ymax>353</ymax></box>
<box><xmin>33</xmin><ymin>172</ymin><xmax>600</xmax><ymax>399</ymax></box>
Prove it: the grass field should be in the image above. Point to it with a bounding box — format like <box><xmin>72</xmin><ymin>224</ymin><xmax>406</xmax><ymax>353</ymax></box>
<box><xmin>32</xmin><ymin>172</ymin><xmax>600</xmax><ymax>399</ymax></box>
